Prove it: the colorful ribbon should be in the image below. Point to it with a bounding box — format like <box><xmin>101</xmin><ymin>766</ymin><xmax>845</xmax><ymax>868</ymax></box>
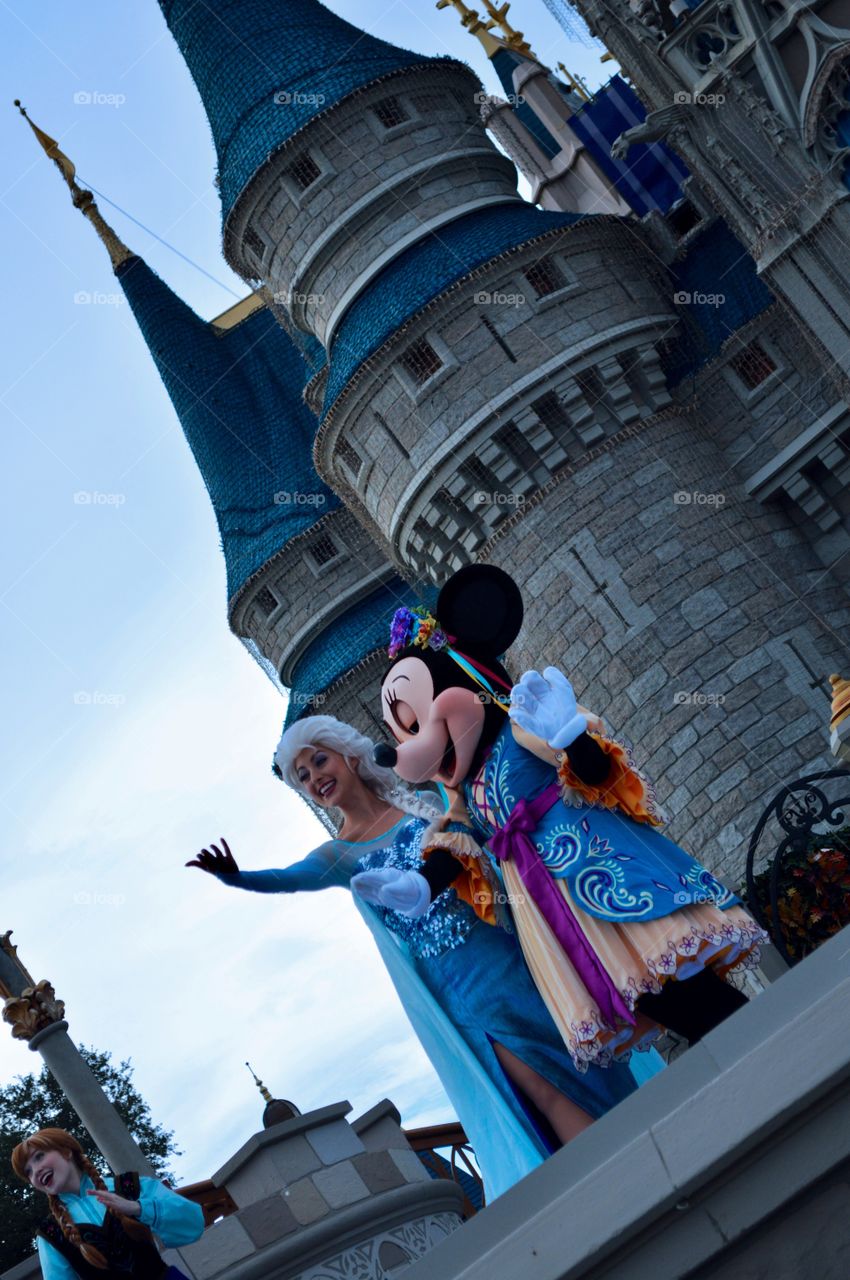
<box><xmin>487</xmin><ymin>783</ymin><xmax>634</xmax><ymax>1029</ymax></box>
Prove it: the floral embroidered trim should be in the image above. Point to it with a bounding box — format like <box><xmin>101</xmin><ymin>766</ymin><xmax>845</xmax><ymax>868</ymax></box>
<box><xmin>558</xmin><ymin>917</ymin><xmax>767</xmax><ymax>1070</ymax></box>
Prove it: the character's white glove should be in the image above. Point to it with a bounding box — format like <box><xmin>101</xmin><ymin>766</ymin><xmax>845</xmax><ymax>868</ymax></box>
<box><xmin>350</xmin><ymin>867</ymin><xmax>432</xmax><ymax>918</ymax></box>
<box><xmin>510</xmin><ymin>666</ymin><xmax>587</xmax><ymax>750</ymax></box>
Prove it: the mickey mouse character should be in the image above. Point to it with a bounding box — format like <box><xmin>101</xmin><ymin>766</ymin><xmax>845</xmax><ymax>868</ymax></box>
<box><xmin>362</xmin><ymin>565</ymin><xmax>765</xmax><ymax>1068</ymax></box>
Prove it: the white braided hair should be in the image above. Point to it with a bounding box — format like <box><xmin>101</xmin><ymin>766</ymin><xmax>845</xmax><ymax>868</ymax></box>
<box><xmin>273</xmin><ymin>715</ymin><xmax>442</xmax><ymax>822</ymax></box>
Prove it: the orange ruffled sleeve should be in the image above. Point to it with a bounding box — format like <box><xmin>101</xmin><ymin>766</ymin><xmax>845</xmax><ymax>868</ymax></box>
<box><xmin>421</xmin><ymin>824</ymin><xmax>500</xmax><ymax>927</ymax></box>
<box><xmin>557</xmin><ymin>731</ymin><xmax>665</xmax><ymax>828</ymax></box>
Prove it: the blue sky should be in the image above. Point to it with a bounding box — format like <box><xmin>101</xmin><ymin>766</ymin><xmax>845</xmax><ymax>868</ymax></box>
<box><xmin>0</xmin><ymin>0</ymin><xmax>614</xmax><ymax>1184</ymax></box>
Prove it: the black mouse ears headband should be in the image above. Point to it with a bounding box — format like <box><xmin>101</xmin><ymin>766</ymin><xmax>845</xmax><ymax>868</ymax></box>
<box><xmin>387</xmin><ymin>566</ymin><xmax>524</xmax><ymax>708</ymax></box>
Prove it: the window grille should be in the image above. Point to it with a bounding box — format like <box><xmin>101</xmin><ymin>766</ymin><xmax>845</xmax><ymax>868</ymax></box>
<box><xmin>255</xmin><ymin>586</ymin><xmax>278</xmax><ymax>616</ymax></box>
<box><xmin>285</xmin><ymin>151</ymin><xmax>321</xmax><ymax>192</ymax></box>
<box><xmin>731</xmin><ymin>342</ymin><xmax>777</xmax><ymax>390</ymax></box>
<box><xmin>244</xmin><ymin>226</ymin><xmax>266</xmax><ymax>260</ymax></box>
<box><xmin>309</xmin><ymin>533</ymin><xmax>340</xmax><ymax>567</ymax></box>
<box><xmin>524</xmin><ymin>256</ymin><xmax>566</xmax><ymax>298</ymax></box>
<box><xmin>337</xmin><ymin>436</ymin><xmax>362</xmax><ymax>479</ymax></box>
<box><xmin>373</xmin><ymin>96</ymin><xmax>408</xmax><ymax>128</ymax></box>
<box><xmin>400</xmin><ymin>337</ymin><xmax>443</xmax><ymax>386</ymax></box>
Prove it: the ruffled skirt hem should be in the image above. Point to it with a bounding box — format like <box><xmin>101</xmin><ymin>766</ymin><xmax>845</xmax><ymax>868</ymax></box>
<box><xmin>502</xmin><ymin>861</ymin><xmax>767</xmax><ymax>1070</ymax></box>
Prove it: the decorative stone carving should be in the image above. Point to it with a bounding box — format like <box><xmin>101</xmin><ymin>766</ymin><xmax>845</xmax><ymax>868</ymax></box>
<box><xmin>812</xmin><ymin>57</ymin><xmax>850</xmax><ymax>176</ymax></box>
<box><xmin>301</xmin><ymin>1212</ymin><xmax>459</xmax><ymax>1280</ymax></box>
<box><xmin>611</xmin><ymin>101</ymin><xmax>695</xmax><ymax>159</ymax></box>
<box><xmin>2</xmin><ymin>980</ymin><xmax>66</xmax><ymax>1041</ymax></box>
<box><xmin>684</xmin><ymin>2</ymin><xmax>742</xmax><ymax>71</ymax></box>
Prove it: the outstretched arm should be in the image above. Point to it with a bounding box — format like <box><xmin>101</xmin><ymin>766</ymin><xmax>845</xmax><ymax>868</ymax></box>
<box><xmin>187</xmin><ymin>838</ymin><xmax>336</xmax><ymax>893</ymax></box>
<box><xmin>137</xmin><ymin>1177</ymin><xmax>205</xmax><ymax>1245</ymax></box>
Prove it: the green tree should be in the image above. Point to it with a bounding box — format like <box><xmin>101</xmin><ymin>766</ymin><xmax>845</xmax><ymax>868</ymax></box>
<box><xmin>0</xmin><ymin>1046</ymin><xmax>180</xmax><ymax>1272</ymax></box>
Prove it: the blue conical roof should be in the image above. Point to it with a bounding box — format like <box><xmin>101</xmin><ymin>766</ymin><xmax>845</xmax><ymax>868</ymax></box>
<box><xmin>284</xmin><ymin>577</ymin><xmax>436</xmax><ymax>728</ymax></box>
<box><xmin>115</xmin><ymin>256</ymin><xmax>339</xmax><ymax>601</ymax></box>
<box><xmin>158</xmin><ymin>0</ymin><xmax>447</xmax><ymax>222</ymax></box>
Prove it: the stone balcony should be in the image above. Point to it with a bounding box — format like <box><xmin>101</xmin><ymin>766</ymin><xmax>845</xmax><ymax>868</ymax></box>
<box><xmin>401</xmin><ymin>924</ymin><xmax>850</xmax><ymax>1280</ymax></box>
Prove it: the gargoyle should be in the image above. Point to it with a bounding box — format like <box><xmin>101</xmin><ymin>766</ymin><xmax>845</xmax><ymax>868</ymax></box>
<box><xmin>611</xmin><ymin>101</ymin><xmax>695</xmax><ymax>159</ymax></box>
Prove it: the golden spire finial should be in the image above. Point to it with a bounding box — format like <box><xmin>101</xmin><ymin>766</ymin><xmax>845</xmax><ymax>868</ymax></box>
<box><xmin>435</xmin><ymin>0</ymin><xmax>516</xmax><ymax>58</ymax></box>
<box><xmin>556</xmin><ymin>62</ymin><xmax>592</xmax><ymax>101</ymax></box>
<box><xmin>14</xmin><ymin>99</ymin><xmax>132</xmax><ymax>270</ymax></box>
<box><xmin>436</xmin><ymin>0</ymin><xmax>537</xmax><ymax>60</ymax></box>
<box><xmin>246</xmin><ymin>1061</ymin><xmax>274</xmax><ymax>1105</ymax></box>
<box><xmin>479</xmin><ymin>1</ymin><xmax>535</xmax><ymax>56</ymax></box>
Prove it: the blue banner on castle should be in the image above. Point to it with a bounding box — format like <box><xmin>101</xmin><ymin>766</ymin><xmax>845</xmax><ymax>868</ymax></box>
<box><xmin>567</xmin><ymin>75</ymin><xmax>690</xmax><ymax>216</ymax></box>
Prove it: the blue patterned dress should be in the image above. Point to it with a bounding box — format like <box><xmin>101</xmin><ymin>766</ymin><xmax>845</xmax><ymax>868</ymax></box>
<box><xmin>462</xmin><ymin>723</ymin><xmax>765</xmax><ymax>1066</ymax></box>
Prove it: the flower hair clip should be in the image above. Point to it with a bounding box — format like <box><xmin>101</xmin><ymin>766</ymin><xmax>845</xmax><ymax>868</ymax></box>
<box><xmin>388</xmin><ymin>606</ymin><xmax>448</xmax><ymax>658</ymax></box>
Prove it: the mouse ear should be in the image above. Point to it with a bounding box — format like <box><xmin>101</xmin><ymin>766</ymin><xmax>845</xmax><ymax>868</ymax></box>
<box><xmin>436</xmin><ymin>565</ymin><xmax>523</xmax><ymax>655</ymax></box>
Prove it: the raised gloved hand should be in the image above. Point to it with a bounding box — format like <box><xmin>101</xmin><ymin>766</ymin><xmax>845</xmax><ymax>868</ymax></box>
<box><xmin>350</xmin><ymin>867</ymin><xmax>432</xmax><ymax>918</ymax></box>
<box><xmin>510</xmin><ymin>666</ymin><xmax>587</xmax><ymax>750</ymax></box>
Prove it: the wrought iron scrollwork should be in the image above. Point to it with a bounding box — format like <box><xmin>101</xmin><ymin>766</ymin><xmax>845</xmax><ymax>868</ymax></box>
<box><xmin>746</xmin><ymin>768</ymin><xmax>850</xmax><ymax>965</ymax></box>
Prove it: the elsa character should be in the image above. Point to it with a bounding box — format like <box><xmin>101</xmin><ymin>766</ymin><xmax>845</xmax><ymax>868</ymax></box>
<box><xmin>188</xmin><ymin>715</ymin><xmax>654</xmax><ymax>1201</ymax></box>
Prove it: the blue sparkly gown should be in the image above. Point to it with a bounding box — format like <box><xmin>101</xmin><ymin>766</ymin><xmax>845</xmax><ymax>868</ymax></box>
<box><xmin>215</xmin><ymin>813</ymin><xmax>649</xmax><ymax>1199</ymax></box>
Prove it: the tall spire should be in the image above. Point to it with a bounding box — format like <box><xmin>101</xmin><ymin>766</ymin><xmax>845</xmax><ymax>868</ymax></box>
<box><xmin>14</xmin><ymin>101</ymin><xmax>132</xmax><ymax>269</ymax></box>
<box><xmin>157</xmin><ymin>0</ymin><xmax>447</xmax><ymax>224</ymax></box>
<box><xmin>15</xmin><ymin>100</ymin><xmax>337</xmax><ymax>603</ymax></box>
<box><xmin>113</xmin><ymin>255</ymin><xmax>339</xmax><ymax>603</ymax></box>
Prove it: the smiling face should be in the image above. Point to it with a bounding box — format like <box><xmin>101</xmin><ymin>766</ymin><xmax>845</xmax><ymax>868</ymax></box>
<box><xmin>381</xmin><ymin>655</ymin><xmax>487</xmax><ymax>787</ymax></box>
<box><xmin>294</xmin><ymin>745</ymin><xmax>363</xmax><ymax>810</ymax></box>
<box><xmin>24</xmin><ymin>1145</ymin><xmax>81</xmax><ymax>1196</ymax></box>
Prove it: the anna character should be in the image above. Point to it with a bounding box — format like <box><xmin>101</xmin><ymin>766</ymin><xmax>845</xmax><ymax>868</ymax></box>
<box><xmin>11</xmin><ymin>1128</ymin><xmax>203</xmax><ymax>1280</ymax></box>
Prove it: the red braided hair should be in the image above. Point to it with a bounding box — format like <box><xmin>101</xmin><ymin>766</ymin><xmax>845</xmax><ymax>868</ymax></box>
<box><xmin>11</xmin><ymin>1128</ymin><xmax>155</xmax><ymax>1269</ymax></box>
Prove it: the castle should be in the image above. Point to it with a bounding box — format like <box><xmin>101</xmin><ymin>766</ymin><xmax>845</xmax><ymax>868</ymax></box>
<box><xmin>28</xmin><ymin>0</ymin><xmax>850</xmax><ymax>882</ymax></box>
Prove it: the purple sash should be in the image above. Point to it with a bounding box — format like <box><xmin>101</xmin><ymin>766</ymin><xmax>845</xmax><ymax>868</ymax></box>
<box><xmin>488</xmin><ymin>784</ymin><xmax>634</xmax><ymax>1028</ymax></box>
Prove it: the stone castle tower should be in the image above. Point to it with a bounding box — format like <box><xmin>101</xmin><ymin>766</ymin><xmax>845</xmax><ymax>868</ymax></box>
<box><xmin>32</xmin><ymin>0</ymin><xmax>850</xmax><ymax>878</ymax></box>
